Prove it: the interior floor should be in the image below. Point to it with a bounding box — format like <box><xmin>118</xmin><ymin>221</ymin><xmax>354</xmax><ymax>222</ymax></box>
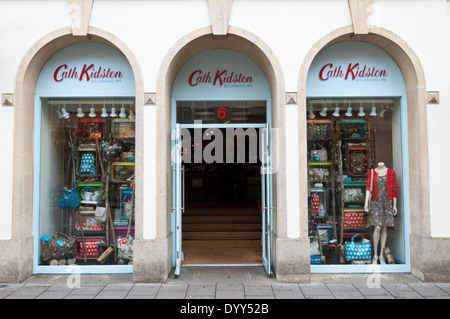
<box><xmin>181</xmin><ymin>128</ymin><xmax>263</xmax><ymax>265</ymax></box>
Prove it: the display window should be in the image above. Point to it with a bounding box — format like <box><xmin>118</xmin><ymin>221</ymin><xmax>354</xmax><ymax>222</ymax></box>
<box><xmin>38</xmin><ymin>97</ymin><xmax>135</xmax><ymax>266</ymax></box>
<box><xmin>306</xmin><ymin>97</ymin><xmax>406</xmax><ymax>266</ymax></box>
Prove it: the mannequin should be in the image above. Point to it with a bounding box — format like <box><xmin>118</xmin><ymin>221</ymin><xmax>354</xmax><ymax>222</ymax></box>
<box><xmin>364</xmin><ymin>162</ymin><xmax>397</xmax><ymax>264</ymax></box>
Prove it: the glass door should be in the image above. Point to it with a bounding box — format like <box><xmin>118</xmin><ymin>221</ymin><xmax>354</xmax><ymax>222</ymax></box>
<box><xmin>260</xmin><ymin>123</ymin><xmax>273</xmax><ymax>275</ymax></box>
<box><xmin>172</xmin><ymin>124</ymin><xmax>184</xmax><ymax>276</ymax></box>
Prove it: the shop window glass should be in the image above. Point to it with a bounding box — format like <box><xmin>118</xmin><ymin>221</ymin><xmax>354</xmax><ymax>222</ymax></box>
<box><xmin>307</xmin><ymin>97</ymin><xmax>405</xmax><ymax>266</ymax></box>
<box><xmin>177</xmin><ymin>100</ymin><xmax>266</xmax><ymax>124</ymax></box>
<box><xmin>38</xmin><ymin>97</ymin><xmax>135</xmax><ymax>266</ymax></box>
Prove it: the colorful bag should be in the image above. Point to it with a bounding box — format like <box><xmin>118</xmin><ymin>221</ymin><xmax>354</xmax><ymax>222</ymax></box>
<box><xmin>307</xmin><ymin>120</ymin><xmax>332</xmax><ymax>140</ymax></box>
<box><xmin>311</xmin><ymin>145</ymin><xmax>328</xmax><ymax>161</ymax></box>
<box><xmin>60</xmin><ymin>186</ymin><xmax>80</xmax><ymax>209</ymax></box>
<box><xmin>79</xmin><ymin>153</ymin><xmax>96</xmax><ymax>176</ymax></box>
<box><xmin>40</xmin><ymin>232</ymin><xmax>77</xmax><ymax>261</ymax></box>
<box><xmin>345</xmin><ymin>233</ymin><xmax>371</xmax><ymax>261</ymax></box>
<box><xmin>117</xmin><ymin>235</ymin><xmax>134</xmax><ymax>261</ymax></box>
<box><xmin>343</xmin><ymin>210</ymin><xmax>368</xmax><ymax>229</ymax></box>
<box><xmin>60</xmin><ymin>146</ymin><xmax>79</xmax><ymax>209</ymax></box>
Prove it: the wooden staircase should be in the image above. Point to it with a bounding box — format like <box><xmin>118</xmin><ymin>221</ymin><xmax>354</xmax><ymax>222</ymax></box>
<box><xmin>182</xmin><ymin>209</ymin><xmax>262</xmax><ymax>264</ymax></box>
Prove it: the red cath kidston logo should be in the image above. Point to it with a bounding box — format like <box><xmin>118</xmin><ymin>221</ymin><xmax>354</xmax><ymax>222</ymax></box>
<box><xmin>319</xmin><ymin>63</ymin><xmax>387</xmax><ymax>81</ymax></box>
<box><xmin>53</xmin><ymin>63</ymin><xmax>123</xmax><ymax>82</ymax></box>
<box><xmin>188</xmin><ymin>69</ymin><xmax>254</xmax><ymax>87</ymax></box>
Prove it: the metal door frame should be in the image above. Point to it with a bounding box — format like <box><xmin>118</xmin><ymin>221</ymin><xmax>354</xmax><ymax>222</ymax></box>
<box><xmin>171</xmin><ymin>121</ymin><xmax>273</xmax><ymax>275</ymax></box>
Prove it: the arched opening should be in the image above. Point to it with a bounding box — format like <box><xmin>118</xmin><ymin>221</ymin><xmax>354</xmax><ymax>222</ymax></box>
<box><xmin>299</xmin><ymin>26</ymin><xmax>429</xmax><ymax>276</ymax></box>
<box><xmin>8</xmin><ymin>27</ymin><xmax>143</xmax><ymax>280</ymax></box>
<box><xmin>148</xmin><ymin>26</ymin><xmax>304</xmax><ymax>281</ymax></box>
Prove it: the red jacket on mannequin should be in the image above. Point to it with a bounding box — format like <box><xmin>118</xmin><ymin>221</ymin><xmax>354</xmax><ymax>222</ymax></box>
<box><xmin>366</xmin><ymin>168</ymin><xmax>398</xmax><ymax>200</ymax></box>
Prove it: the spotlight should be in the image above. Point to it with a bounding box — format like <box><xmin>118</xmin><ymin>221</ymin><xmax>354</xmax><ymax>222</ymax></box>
<box><xmin>370</xmin><ymin>106</ymin><xmax>377</xmax><ymax>116</ymax></box>
<box><xmin>332</xmin><ymin>106</ymin><xmax>340</xmax><ymax>117</ymax></box>
<box><xmin>308</xmin><ymin>105</ymin><xmax>314</xmax><ymax>119</ymax></box>
<box><xmin>379</xmin><ymin>107</ymin><xmax>386</xmax><ymax>118</ymax></box>
<box><xmin>319</xmin><ymin>106</ymin><xmax>328</xmax><ymax>117</ymax></box>
<box><xmin>345</xmin><ymin>106</ymin><xmax>352</xmax><ymax>117</ymax></box>
<box><xmin>128</xmin><ymin>109</ymin><xmax>135</xmax><ymax>119</ymax></box>
<box><xmin>110</xmin><ymin>106</ymin><xmax>118</xmax><ymax>117</ymax></box>
<box><xmin>101</xmin><ymin>106</ymin><xmax>108</xmax><ymax>117</ymax></box>
<box><xmin>77</xmin><ymin>107</ymin><xmax>85</xmax><ymax>117</ymax></box>
<box><xmin>119</xmin><ymin>105</ymin><xmax>127</xmax><ymax>118</ymax></box>
<box><xmin>89</xmin><ymin>106</ymin><xmax>96</xmax><ymax>118</ymax></box>
<box><xmin>357</xmin><ymin>106</ymin><xmax>366</xmax><ymax>117</ymax></box>
<box><xmin>60</xmin><ymin>107</ymin><xmax>70</xmax><ymax>119</ymax></box>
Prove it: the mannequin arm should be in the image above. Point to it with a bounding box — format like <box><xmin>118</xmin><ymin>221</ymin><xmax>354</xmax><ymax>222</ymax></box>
<box><xmin>393</xmin><ymin>197</ymin><xmax>397</xmax><ymax>215</ymax></box>
<box><xmin>364</xmin><ymin>190</ymin><xmax>371</xmax><ymax>212</ymax></box>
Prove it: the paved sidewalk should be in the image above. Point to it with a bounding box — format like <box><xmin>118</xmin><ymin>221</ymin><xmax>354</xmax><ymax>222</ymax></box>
<box><xmin>1</xmin><ymin>267</ymin><xmax>450</xmax><ymax>299</ymax></box>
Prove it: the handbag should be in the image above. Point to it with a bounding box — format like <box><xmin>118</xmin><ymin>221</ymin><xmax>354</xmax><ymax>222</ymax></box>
<box><xmin>345</xmin><ymin>233</ymin><xmax>371</xmax><ymax>261</ymax></box>
<box><xmin>311</xmin><ymin>144</ymin><xmax>327</xmax><ymax>161</ymax></box>
<box><xmin>79</xmin><ymin>153</ymin><xmax>96</xmax><ymax>176</ymax></box>
<box><xmin>60</xmin><ymin>147</ymin><xmax>80</xmax><ymax>209</ymax></box>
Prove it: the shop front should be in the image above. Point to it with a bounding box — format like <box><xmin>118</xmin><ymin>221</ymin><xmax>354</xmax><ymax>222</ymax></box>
<box><xmin>170</xmin><ymin>49</ymin><xmax>275</xmax><ymax>276</ymax></box>
<box><xmin>305</xmin><ymin>40</ymin><xmax>411</xmax><ymax>273</ymax></box>
<box><xmin>33</xmin><ymin>41</ymin><xmax>136</xmax><ymax>274</ymax></box>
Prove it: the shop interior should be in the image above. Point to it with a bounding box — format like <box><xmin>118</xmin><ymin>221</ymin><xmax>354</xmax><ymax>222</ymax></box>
<box><xmin>307</xmin><ymin>97</ymin><xmax>405</xmax><ymax>266</ymax></box>
<box><xmin>38</xmin><ymin>97</ymin><xmax>135</xmax><ymax>266</ymax></box>
<box><xmin>176</xmin><ymin>101</ymin><xmax>267</xmax><ymax>265</ymax></box>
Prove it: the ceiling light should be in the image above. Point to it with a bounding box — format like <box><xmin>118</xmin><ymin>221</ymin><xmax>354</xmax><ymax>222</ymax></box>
<box><xmin>110</xmin><ymin>106</ymin><xmax>118</xmax><ymax>117</ymax></box>
<box><xmin>332</xmin><ymin>106</ymin><xmax>340</xmax><ymax>117</ymax></box>
<box><xmin>370</xmin><ymin>106</ymin><xmax>377</xmax><ymax>116</ymax></box>
<box><xmin>89</xmin><ymin>106</ymin><xmax>96</xmax><ymax>118</ymax></box>
<box><xmin>60</xmin><ymin>107</ymin><xmax>70</xmax><ymax>119</ymax></box>
<box><xmin>119</xmin><ymin>105</ymin><xmax>127</xmax><ymax>118</ymax></box>
<box><xmin>357</xmin><ymin>106</ymin><xmax>366</xmax><ymax>117</ymax></box>
<box><xmin>345</xmin><ymin>106</ymin><xmax>352</xmax><ymax>117</ymax></box>
<box><xmin>77</xmin><ymin>106</ymin><xmax>85</xmax><ymax>117</ymax></box>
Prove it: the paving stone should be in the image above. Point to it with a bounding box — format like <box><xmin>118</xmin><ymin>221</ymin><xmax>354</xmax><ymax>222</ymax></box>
<box><xmin>187</xmin><ymin>284</ymin><xmax>216</xmax><ymax>296</ymax></box>
<box><xmin>382</xmin><ymin>284</ymin><xmax>424</xmax><ymax>299</ymax></box>
<box><xmin>436</xmin><ymin>283</ymin><xmax>450</xmax><ymax>294</ymax></box>
<box><xmin>95</xmin><ymin>290</ymin><xmax>129</xmax><ymax>299</ymax></box>
<box><xmin>67</xmin><ymin>284</ymin><xmax>104</xmax><ymax>295</ymax></box>
<box><xmin>7</xmin><ymin>285</ymin><xmax>48</xmax><ymax>297</ymax></box>
<box><xmin>354</xmin><ymin>283</ymin><xmax>393</xmax><ymax>297</ymax></box>
<box><xmin>36</xmin><ymin>290</ymin><xmax>72</xmax><ymax>299</ymax></box>
<box><xmin>273</xmin><ymin>290</ymin><xmax>305</xmax><ymax>299</ymax></box>
<box><xmin>64</xmin><ymin>294</ymin><xmax>96</xmax><ymax>299</ymax></box>
<box><xmin>244</xmin><ymin>285</ymin><xmax>274</xmax><ymax>297</ymax></box>
<box><xmin>409</xmin><ymin>283</ymin><xmax>450</xmax><ymax>298</ymax></box>
<box><xmin>155</xmin><ymin>290</ymin><xmax>187</xmax><ymax>299</ymax></box>
<box><xmin>215</xmin><ymin>290</ymin><xmax>245</xmax><ymax>299</ymax></box>
<box><xmin>299</xmin><ymin>283</ymin><xmax>333</xmax><ymax>297</ymax></box>
<box><xmin>128</xmin><ymin>283</ymin><xmax>161</xmax><ymax>296</ymax></box>
<box><xmin>245</xmin><ymin>294</ymin><xmax>275</xmax><ymax>299</ymax></box>
<box><xmin>103</xmin><ymin>283</ymin><xmax>134</xmax><ymax>291</ymax></box>
<box><xmin>216</xmin><ymin>283</ymin><xmax>244</xmax><ymax>291</ymax></box>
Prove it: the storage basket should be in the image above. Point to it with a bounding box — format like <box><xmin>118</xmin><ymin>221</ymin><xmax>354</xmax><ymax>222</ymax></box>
<box><xmin>307</xmin><ymin>120</ymin><xmax>333</xmax><ymax>140</ymax></box>
<box><xmin>343</xmin><ymin>208</ymin><xmax>369</xmax><ymax>229</ymax></box>
<box><xmin>40</xmin><ymin>232</ymin><xmax>77</xmax><ymax>261</ymax></box>
<box><xmin>308</xmin><ymin>161</ymin><xmax>333</xmax><ymax>182</ymax></box>
<box><xmin>112</xmin><ymin>118</ymin><xmax>135</xmax><ymax>139</ymax></box>
<box><xmin>76</xmin><ymin>118</ymin><xmax>106</xmax><ymax>140</ymax></box>
<box><xmin>111</xmin><ymin>162</ymin><xmax>135</xmax><ymax>182</ymax></box>
<box><xmin>337</xmin><ymin>119</ymin><xmax>367</xmax><ymax>139</ymax></box>
<box><xmin>76</xmin><ymin>237</ymin><xmax>104</xmax><ymax>259</ymax></box>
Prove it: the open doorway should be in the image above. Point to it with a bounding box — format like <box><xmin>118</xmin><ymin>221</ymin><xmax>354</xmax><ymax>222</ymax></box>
<box><xmin>181</xmin><ymin>127</ymin><xmax>263</xmax><ymax>265</ymax></box>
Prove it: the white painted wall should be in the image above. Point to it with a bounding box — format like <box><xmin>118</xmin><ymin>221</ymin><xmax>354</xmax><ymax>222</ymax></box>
<box><xmin>0</xmin><ymin>0</ymin><xmax>449</xmax><ymax>239</ymax></box>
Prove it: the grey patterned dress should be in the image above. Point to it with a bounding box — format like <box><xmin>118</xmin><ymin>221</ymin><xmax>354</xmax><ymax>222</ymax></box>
<box><xmin>369</xmin><ymin>175</ymin><xmax>395</xmax><ymax>227</ymax></box>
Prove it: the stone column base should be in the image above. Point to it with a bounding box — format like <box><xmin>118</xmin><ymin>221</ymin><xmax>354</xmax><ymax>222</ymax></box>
<box><xmin>411</xmin><ymin>235</ymin><xmax>450</xmax><ymax>282</ymax></box>
<box><xmin>0</xmin><ymin>236</ymin><xmax>33</xmax><ymax>283</ymax></box>
<box><xmin>132</xmin><ymin>237</ymin><xmax>171</xmax><ymax>283</ymax></box>
<box><xmin>274</xmin><ymin>237</ymin><xmax>311</xmax><ymax>283</ymax></box>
